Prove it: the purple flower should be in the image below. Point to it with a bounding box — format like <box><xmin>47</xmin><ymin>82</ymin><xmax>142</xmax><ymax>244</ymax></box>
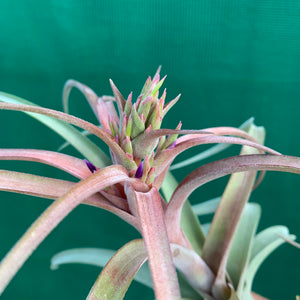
<box><xmin>84</xmin><ymin>159</ymin><xmax>97</xmax><ymax>173</ymax></box>
<box><xmin>135</xmin><ymin>161</ymin><xmax>144</xmax><ymax>179</ymax></box>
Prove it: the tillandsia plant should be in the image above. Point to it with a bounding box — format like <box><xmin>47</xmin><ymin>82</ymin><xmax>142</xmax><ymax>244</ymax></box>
<box><xmin>0</xmin><ymin>67</ymin><xmax>299</xmax><ymax>300</ymax></box>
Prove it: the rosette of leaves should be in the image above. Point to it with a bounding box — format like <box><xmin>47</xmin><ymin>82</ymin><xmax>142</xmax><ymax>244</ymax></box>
<box><xmin>0</xmin><ymin>68</ymin><xmax>299</xmax><ymax>300</ymax></box>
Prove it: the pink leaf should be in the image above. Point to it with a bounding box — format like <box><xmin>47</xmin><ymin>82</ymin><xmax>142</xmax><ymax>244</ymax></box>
<box><xmin>176</xmin><ymin>126</ymin><xmax>260</xmax><ymax>144</ymax></box>
<box><xmin>154</xmin><ymin>135</ymin><xmax>280</xmax><ymax>178</ymax></box>
<box><xmin>204</xmin><ymin>124</ymin><xmax>265</xmax><ymax>298</ymax></box>
<box><xmin>109</xmin><ymin>79</ymin><xmax>126</xmax><ymax>114</ymax></box>
<box><xmin>0</xmin><ymin>165</ymin><xmax>136</xmax><ymax>294</ymax></box>
<box><xmin>62</xmin><ymin>79</ymin><xmax>99</xmax><ymax>116</ymax></box>
<box><xmin>0</xmin><ymin>169</ymin><xmax>139</xmax><ymax>229</ymax></box>
<box><xmin>0</xmin><ymin>149</ymin><xmax>91</xmax><ymax>179</ymax></box>
<box><xmin>96</xmin><ymin>96</ymin><xmax>120</xmax><ymax>132</ymax></box>
<box><xmin>0</xmin><ymin>169</ymin><xmax>76</xmax><ymax>199</ymax></box>
<box><xmin>132</xmin><ymin>128</ymin><xmax>210</xmax><ymax>159</ymax></box>
<box><xmin>165</xmin><ymin>155</ymin><xmax>300</xmax><ymax>251</ymax></box>
<box><xmin>0</xmin><ymin>102</ymin><xmax>136</xmax><ymax>172</ymax></box>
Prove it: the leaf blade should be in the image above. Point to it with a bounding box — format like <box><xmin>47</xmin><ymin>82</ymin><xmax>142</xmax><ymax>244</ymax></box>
<box><xmin>0</xmin><ymin>100</ymin><xmax>136</xmax><ymax>171</ymax></box>
<box><xmin>202</xmin><ymin>124</ymin><xmax>265</xmax><ymax>298</ymax></box>
<box><xmin>165</xmin><ymin>154</ymin><xmax>300</xmax><ymax>275</ymax></box>
<box><xmin>51</xmin><ymin>247</ymin><xmax>153</xmax><ymax>289</ymax></box>
<box><xmin>0</xmin><ymin>92</ymin><xmax>110</xmax><ymax>167</ymax></box>
<box><xmin>227</xmin><ymin>203</ymin><xmax>261</xmax><ymax>291</ymax></box>
<box><xmin>0</xmin><ymin>165</ymin><xmax>132</xmax><ymax>294</ymax></box>
<box><xmin>154</xmin><ymin>134</ymin><xmax>280</xmax><ymax>179</ymax></box>
<box><xmin>62</xmin><ymin>79</ymin><xmax>99</xmax><ymax>115</ymax></box>
<box><xmin>0</xmin><ymin>169</ymin><xmax>76</xmax><ymax>199</ymax></box>
<box><xmin>243</xmin><ymin>226</ymin><xmax>295</xmax><ymax>296</ymax></box>
<box><xmin>170</xmin><ymin>118</ymin><xmax>255</xmax><ymax>170</ymax></box>
<box><xmin>87</xmin><ymin>240</ymin><xmax>147</xmax><ymax>300</ymax></box>
<box><xmin>0</xmin><ymin>148</ymin><xmax>92</xmax><ymax>179</ymax></box>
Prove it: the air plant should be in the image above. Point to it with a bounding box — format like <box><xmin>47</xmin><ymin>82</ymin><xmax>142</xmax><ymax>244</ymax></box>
<box><xmin>0</xmin><ymin>68</ymin><xmax>299</xmax><ymax>300</ymax></box>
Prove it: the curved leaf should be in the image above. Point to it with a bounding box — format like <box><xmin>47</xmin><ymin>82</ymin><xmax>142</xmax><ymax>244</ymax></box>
<box><xmin>132</xmin><ymin>128</ymin><xmax>210</xmax><ymax>159</ymax></box>
<box><xmin>154</xmin><ymin>135</ymin><xmax>280</xmax><ymax>178</ymax></box>
<box><xmin>0</xmin><ymin>170</ymin><xmax>139</xmax><ymax>227</ymax></box>
<box><xmin>204</xmin><ymin>124</ymin><xmax>264</xmax><ymax>299</ymax></box>
<box><xmin>176</xmin><ymin>125</ymin><xmax>260</xmax><ymax>144</ymax></box>
<box><xmin>0</xmin><ymin>149</ymin><xmax>92</xmax><ymax>179</ymax></box>
<box><xmin>51</xmin><ymin>247</ymin><xmax>153</xmax><ymax>289</ymax></box>
<box><xmin>0</xmin><ymin>169</ymin><xmax>75</xmax><ymax>199</ymax></box>
<box><xmin>0</xmin><ymin>101</ymin><xmax>136</xmax><ymax>171</ymax></box>
<box><xmin>57</xmin><ymin>128</ymin><xmax>99</xmax><ymax>152</ymax></box>
<box><xmin>165</xmin><ymin>154</ymin><xmax>300</xmax><ymax>261</ymax></box>
<box><xmin>63</xmin><ymin>79</ymin><xmax>119</xmax><ymax>134</ymax></box>
<box><xmin>242</xmin><ymin>226</ymin><xmax>295</xmax><ymax>297</ymax></box>
<box><xmin>0</xmin><ymin>165</ymin><xmax>135</xmax><ymax>294</ymax></box>
<box><xmin>227</xmin><ymin>203</ymin><xmax>261</xmax><ymax>291</ymax></box>
<box><xmin>170</xmin><ymin>142</ymin><xmax>232</xmax><ymax>171</ymax></box>
<box><xmin>62</xmin><ymin>79</ymin><xmax>99</xmax><ymax>115</ymax></box>
<box><xmin>87</xmin><ymin>239</ymin><xmax>147</xmax><ymax>300</ymax></box>
<box><xmin>192</xmin><ymin>197</ymin><xmax>221</xmax><ymax>216</ymax></box>
<box><xmin>170</xmin><ymin>118</ymin><xmax>255</xmax><ymax>170</ymax></box>
<box><xmin>161</xmin><ymin>171</ymin><xmax>205</xmax><ymax>256</ymax></box>
<box><xmin>0</xmin><ymin>92</ymin><xmax>110</xmax><ymax>167</ymax></box>
<box><xmin>51</xmin><ymin>247</ymin><xmax>204</xmax><ymax>298</ymax></box>
<box><xmin>250</xmin><ymin>226</ymin><xmax>294</xmax><ymax>260</ymax></box>
<box><xmin>51</xmin><ymin>248</ymin><xmax>116</xmax><ymax>270</ymax></box>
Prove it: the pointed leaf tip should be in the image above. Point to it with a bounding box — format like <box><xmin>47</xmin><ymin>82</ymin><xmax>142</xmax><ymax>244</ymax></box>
<box><xmin>153</xmin><ymin>66</ymin><xmax>162</xmax><ymax>80</ymax></box>
<box><xmin>109</xmin><ymin>79</ymin><xmax>126</xmax><ymax>113</ymax></box>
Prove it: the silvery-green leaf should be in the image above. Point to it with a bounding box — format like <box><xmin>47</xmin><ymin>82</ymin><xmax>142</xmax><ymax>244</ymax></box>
<box><xmin>51</xmin><ymin>247</ymin><xmax>153</xmax><ymax>288</ymax></box>
<box><xmin>226</xmin><ymin>203</ymin><xmax>261</xmax><ymax>291</ymax></box>
<box><xmin>87</xmin><ymin>240</ymin><xmax>147</xmax><ymax>300</ymax></box>
<box><xmin>242</xmin><ymin>226</ymin><xmax>296</xmax><ymax>296</ymax></box>
<box><xmin>192</xmin><ymin>197</ymin><xmax>221</xmax><ymax>216</ymax></box>
<box><xmin>0</xmin><ymin>92</ymin><xmax>110</xmax><ymax>167</ymax></box>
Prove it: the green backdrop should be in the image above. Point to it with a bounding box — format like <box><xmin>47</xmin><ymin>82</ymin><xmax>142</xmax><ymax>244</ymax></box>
<box><xmin>0</xmin><ymin>1</ymin><xmax>299</xmax><ymax>299</ymax></box>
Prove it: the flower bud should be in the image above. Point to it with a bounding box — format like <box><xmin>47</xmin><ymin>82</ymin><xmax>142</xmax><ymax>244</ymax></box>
<box><xmin>131</xmin><ymin>104</ymin><xmax>145</xmax><ymax>138</ymax></box>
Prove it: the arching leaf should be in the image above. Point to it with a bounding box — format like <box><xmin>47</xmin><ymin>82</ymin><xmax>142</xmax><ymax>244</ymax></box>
<box><xmin>0</xmin><ymin>92</ymin><xmax>110</xmax><ymax>167</ymax></box>
<box><xmin>87</xmin><ymin>240</ymin><xmax>147</xmax><ymax>300</ymax></box>
<box><xmin>0</xmin><ymin>165</ymin><xmax>135</xmax><ymax>294</ymax></box>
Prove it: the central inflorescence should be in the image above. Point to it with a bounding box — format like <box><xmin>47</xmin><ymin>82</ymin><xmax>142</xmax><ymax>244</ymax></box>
<box><xmin>106</xmin><ymin>69</ymin><xmax>181</xmax><ymax>184</ymax></box>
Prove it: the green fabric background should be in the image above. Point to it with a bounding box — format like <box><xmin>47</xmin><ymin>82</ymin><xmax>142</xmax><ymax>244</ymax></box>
<box><xmin>0</xmin><ymin>1</ymin><xmax>299</xmax><ymax>299</ymax></box>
